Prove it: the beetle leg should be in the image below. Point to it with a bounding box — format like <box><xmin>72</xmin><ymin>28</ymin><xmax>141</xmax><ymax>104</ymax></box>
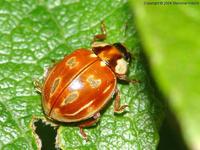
<box><xmin>93</xmin><ymin>21</ymin><xmax>107</xmax><ymax>42</ymax></box>
<box><xmin>114</xmin><ymin>88</ymin><xmax>128</xmax><ymax>113</ymax></box>
<box><xmin>79</xmin><ymin>112</ymin><xmax>101</xmax><ymax>140</ymax></box>
<box><xmin>33</xmin><ymin>79</ymin><xmax>42</xmax><ymax>93</ymax></box>
<box><xmin>116</xmin><ymin>74</ymin><xmax>140</xmax><ymax>84</ymax></box>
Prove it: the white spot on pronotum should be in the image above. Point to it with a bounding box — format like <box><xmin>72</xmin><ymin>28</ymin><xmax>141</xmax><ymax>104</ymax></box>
<box><xmin>66</xmin><ymin>57</ymin><xmax>78</xmax><ymax>69</ymax></box>
<box><xmin>90</xmin><ymin>53</ymin><xmax>97</xmax><ymax>57</ymax></box>
<box><xmin>115</xmin><ymin>58</ymin><xmax>128</xmax><ymax>74</ymax></box>
<box><xmin>100</xmin><ymin>61</ymin><xmax>106</xmax><ymax>67</ymax></box>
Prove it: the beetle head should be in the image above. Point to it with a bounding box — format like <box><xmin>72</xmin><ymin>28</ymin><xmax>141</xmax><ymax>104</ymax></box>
<box><xmin>112</xmin><ymin>43</ymin><xmax>131</xmax><ymax>62</ymax></box>
<box><xmin>92</xmin><ymin>42</ymin><xmax>131</xmax><ymax>75</ymax></box>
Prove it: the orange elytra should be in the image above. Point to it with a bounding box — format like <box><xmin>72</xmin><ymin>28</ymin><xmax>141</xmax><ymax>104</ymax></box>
<box><xmin>34</xmin><ymin>22</ymin><xmax>138</xmax><ymax>140</ymax></box>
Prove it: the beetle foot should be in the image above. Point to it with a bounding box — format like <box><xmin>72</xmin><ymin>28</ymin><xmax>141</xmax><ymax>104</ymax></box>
<box><xmin>33</xmin><ymin>79</ymin><xmax>42</xmax><ymax>93</ymax></box>
<box><xmin>114</xmin><ymin>104</ymin><xmax>128</xmax><ymax>114</ymax></box>
<box><xmin>114</xmin><ymin>88</ymin><xmax>129</xmax><ymax>113</ymax></box>
<box><xmin>78</xmin><ymin>113</ymin><xmax>100</xmax><ymax>140</ymax></box>
<box><xmin>92</xmin><ymin>21</ymin><xmax>107</xmax><ymax>44</ymax></box>
<box><xmin>79</xmin><ymin>127</ymin><xmax>88</xmax><ymax>141</ymax></box>
<box><xmin>117</xmin><ymin>74</ymin><xmax>140</xmax><ymax>84</ymax></box>
<box><xmin>129</xmin><ymin>79</ymin><xmax>141</xmax><ymax>84</ymax></box>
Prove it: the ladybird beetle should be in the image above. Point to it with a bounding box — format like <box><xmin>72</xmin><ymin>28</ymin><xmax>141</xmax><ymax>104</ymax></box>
<box><xmin>34</xmin><ymin>22</ymin><xmax>138</xmax><ymax>140</ymax></box>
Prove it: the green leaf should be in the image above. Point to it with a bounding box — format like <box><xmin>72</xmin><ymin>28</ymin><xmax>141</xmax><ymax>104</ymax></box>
<box><xmin>0</xmin><ymin>0</ymin><xmax>163</xmax><ymax>149</ymax></box>
<box><xmin>131</xmin><ymin>1</ymin><xmax>200</xmax><ymax>149</ymax></box>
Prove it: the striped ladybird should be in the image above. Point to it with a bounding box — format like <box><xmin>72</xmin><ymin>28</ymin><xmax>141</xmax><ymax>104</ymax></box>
<box><xmin>35</xmin><ymin>22</ymin><xmax>138</xmax><ymax>140</ymax></box>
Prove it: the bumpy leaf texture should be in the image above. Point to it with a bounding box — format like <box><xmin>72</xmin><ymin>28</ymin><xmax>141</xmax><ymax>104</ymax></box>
<box><xmin>0</xmin><ymin>0</ymin><xmax>163</xmax><ymax>149</ymax></box>
<box><xmin>131</xmin><ymin>1</ymin><xmax>200</xmax><ymax>149</ymax></box>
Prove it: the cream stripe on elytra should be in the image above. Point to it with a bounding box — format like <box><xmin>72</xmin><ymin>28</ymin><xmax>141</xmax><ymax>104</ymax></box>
<box><xmin>64</xmin><ymin>100</ymin><xmax>94</xmax><ymax>116</ymax></box>
<box><xmin>50</xmin><ymin>77</ymin><xmax>61</xmax><ymax>95</ymax></box>
<box><xmin>103</xmin><ymin>85</ymin><xmax>111</xmax><ymax>94</ymax></box>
